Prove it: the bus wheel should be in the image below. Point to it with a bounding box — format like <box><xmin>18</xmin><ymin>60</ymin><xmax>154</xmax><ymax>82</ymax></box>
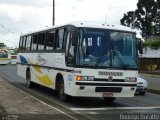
<box><xmin>26</xmin><ymin>70</ymin><xmax>34</xmax><ymax>88</ymax></box>
<box><xmin>103</xmin><ymin>97</ymin><xmax>116</xmax><ymax>103</ymax></box>
<box><xmin>139</xmin><ymin>92</ymin><xmax>146</xmax><ymax>95</ymax></box>
<box><xmin>58</xmin><ymin>79</ymin><xmax>69</xmax><ymax>101</ymax></box>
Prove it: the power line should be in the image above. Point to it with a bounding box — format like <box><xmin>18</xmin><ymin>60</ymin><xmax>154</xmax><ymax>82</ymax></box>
<box><xmin>0</xmin><ymin>23</ymin><xmax>16</xmax><ymax>34</ymax></box>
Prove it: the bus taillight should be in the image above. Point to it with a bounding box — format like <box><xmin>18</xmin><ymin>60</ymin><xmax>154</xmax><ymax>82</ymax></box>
<box><xmin>11</xmin><ymin>56</ymin><xmax>17</xmax><ymax>59</ymax></box>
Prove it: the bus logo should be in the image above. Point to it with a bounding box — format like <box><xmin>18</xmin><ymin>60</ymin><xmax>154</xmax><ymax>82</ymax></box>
<box><xmin>108</xmin><ymin>76</ymin><xmax>113</xmax><ymax>81</ymax></box>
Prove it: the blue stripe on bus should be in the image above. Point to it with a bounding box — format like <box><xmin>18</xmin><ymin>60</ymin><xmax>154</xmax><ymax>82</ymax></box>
<box><xmin>19</xmin><ymin>55</ymin><xmax>28</xmax><ymax>64</ymax></box>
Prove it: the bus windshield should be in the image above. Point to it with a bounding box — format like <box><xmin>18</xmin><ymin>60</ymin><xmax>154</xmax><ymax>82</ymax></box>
<box><xmin>77</xmin><ymin>28</ymin><xmax>138</xmax><ymax>69</ymax></box>
<box><xmin>0</xmin><ymin>53</ymin><xmax>8</xmax><ymax>58</ymax></box>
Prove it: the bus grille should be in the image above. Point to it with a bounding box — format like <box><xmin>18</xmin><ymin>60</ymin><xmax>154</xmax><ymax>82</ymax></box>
<box><xmin>95</xmin><ymin>87</ymin><xmax>122</xmax><ymax>92</ymax></box>
<box><xmin>94</xmin><ymin>78</ymin><xmax>125</xmax><ymax>82</ymax></box>
<box><xmin>98</xmin><ymin>71</ymin><xmax>123</xmax><ymax>76</ymax></box>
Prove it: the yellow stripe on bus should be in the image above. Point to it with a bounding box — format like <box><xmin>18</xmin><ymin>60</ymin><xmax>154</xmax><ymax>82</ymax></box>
<box><xmin>0</xmin><ymin>58</ymin><xmax>11</xmax><ymax>60</ymax></box>
<box><xmin>32</xmin><ymin>66</ymin><xmax>43</xmax><ymax>74</ymax></box>
<box><xmin>29</xmin><ymin>59</ymin><xmax>43</xmax><ymax>73</ymax></box>
<box><xmin>29</xmin><ymin>59</ymin><xmax>54</xmax><ymax>86</ymax></box>
<box><xmin>35</xmin><ymin>74</ymin><xmax>54</xmax><ymax>86</ymax></box>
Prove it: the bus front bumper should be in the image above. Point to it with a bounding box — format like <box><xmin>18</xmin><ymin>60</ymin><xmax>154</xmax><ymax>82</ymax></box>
<box><xmin>72</xmin><ymin>82</ymin><xmax>137</xmax><ymax>97</ymax></box>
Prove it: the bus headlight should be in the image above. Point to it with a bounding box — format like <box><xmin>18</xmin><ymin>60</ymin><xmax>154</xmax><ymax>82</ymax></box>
<box><xmin>76</xmin><ymin>76</ymin><xmax>94</xmax><ymax>81</ymax></box>
<box><xmin>125</xmin><ymin>77</ymin><xmax>137</xmax><ymax>82</ymax></box>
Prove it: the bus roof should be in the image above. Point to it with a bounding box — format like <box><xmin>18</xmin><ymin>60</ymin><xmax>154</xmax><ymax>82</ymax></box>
<box><xmin>69</xmin><ymin>21</ymin><xmax>135</xmax><ymax>32</ymax></box>
<box><xmin>21</xmin><ymin>21</ymin><xmax>135</xmax><ymax>36</ymax></box>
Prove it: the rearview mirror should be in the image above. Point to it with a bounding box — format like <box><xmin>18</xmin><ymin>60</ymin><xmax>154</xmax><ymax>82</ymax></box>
<box><xmin>137</xmin><ymin>38</ymin><xmax>143</xmax><ymax>54</ymax></box>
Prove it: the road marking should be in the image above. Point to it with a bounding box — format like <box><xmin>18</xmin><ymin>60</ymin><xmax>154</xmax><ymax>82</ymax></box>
<box><xmin>89</xmin><ymin>112</ymin><xmax>99</xmax><ymax>114</ymax></box>
<box><xmin>71</xmin><ymin>106</ymin><xmax>160</xmax><ymax>111</ymax></box>
<box><xmin>0</xmin><ymin>75</ymin><xmax>79</xmax><ymax>120</ymax></box>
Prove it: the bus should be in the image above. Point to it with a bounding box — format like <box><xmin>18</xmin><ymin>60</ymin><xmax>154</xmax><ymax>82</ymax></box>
<box><xmin>0</xmin><ymin>49</ymin><xmax>11</xmax><ymax>65</ymax></box>
<box><xmin>8</xmin><ymin>49</ymin><xmax>18</xmax><ymax>64</ymax></box>
<box><xmin>17</xmin><ymin>22</ymin><xmax>138</xmax><ymax>102</ymax></box>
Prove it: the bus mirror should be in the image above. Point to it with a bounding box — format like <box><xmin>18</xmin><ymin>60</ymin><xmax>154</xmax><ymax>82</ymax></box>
<box><xmin>137</xmin><ymin>39</ymin><xmax>143</xmax><ymax>54</ymax></box>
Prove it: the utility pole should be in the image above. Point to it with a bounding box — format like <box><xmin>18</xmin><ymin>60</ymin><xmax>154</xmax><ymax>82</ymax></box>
<box><xmin>105</xmin><ymin>14</ymin><xmax>107</xmax><ymax>24</ymax></box>
<box><xmin>53</xmin><ymin>0</ymin><xmax>55</xmax><ymax>26</ymax></box>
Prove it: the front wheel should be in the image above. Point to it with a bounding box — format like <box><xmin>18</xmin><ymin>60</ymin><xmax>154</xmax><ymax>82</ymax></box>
<box><xmin>139</xmin><ymin>92</ymin><xmax>146</xmax><ymax>95</ymax></box>
<box><xmin>58</xmin><ymin>79</ymin><xmax>70</xmax><ymax>101</ymax></box>
<box><xmin>103</xmin><ymin>97</ymin><xmax>116</xmax><ymax>104</ymax></box>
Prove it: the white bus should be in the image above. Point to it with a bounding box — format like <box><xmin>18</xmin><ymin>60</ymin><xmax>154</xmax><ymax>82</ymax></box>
<box><xmin>0</xmin><ymin>49</ymin><xmax>11</xmax><ymax>65</ymax></box>
<box><xmin>17</xmin><ymin>22</ymin><xmax>138</xmax><ymax>102</ymax></box>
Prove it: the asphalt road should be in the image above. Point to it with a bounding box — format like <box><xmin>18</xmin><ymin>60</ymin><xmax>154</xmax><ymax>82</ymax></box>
<box><xmin>0</xmin><ymin>65</ymin><xmax>160</xmax><ymax>120</ymax></box>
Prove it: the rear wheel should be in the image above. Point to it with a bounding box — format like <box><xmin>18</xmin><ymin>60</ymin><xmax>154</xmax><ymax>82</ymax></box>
<box><xmin>103</xmin><ymin>97</ymin><xmax>116</xmax><ymax>103</ymax></box>
<box><xmin>26</xmin><ymin>70</ymin><xmax>35</xmax><ymax>88</ymax></box>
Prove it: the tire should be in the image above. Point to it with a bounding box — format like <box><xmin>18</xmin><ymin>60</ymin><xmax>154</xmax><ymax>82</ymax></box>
<box><xmin>139</xmin><ymin>92</ymin><xmax>146</xmax><ymax>95</ymax></box>
<box><xmin>26</xmin><ymin>70</ymin><xmax>34</xmax><ymax>88</ymax></box>
<box><xmin>103</xmin><ymin>97</ymin><xmax>116</xmax><ymax>103</ymax></box>
<box><xmin>58</xmin><ymin>79</ymin><xmax>69</xmax><ymax>101</ymax></box>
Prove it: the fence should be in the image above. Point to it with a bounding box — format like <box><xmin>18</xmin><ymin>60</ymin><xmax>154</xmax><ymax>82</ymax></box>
<box><xmin>139</xmin><ymin>58</ymin><xmax>160</xmax><ymax>74</ymax></box>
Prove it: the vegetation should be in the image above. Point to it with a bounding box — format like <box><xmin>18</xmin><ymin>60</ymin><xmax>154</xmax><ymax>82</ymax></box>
<box><xmin>0</xmin><ymin>43</ymin><xmax>7</xmax><ymax>48</ymax></box>
<box><xmin>14</xmin><ymin>48</ymin><xmax>19</xmax><ymax>55</ymax></box>
<box><xmin>120</xmin><ymin>0</ymin><xmax>160</xmax><ymax>38</ymax></box>
<box><xmin>143</xmin><ymin>37</ymin><xmax>160</xmax><ymax>49</ymax></box>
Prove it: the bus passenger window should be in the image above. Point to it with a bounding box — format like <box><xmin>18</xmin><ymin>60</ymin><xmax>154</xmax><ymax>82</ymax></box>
<box><xmin>26</xmin><ymin>36</ymin><xmax>31</xmax><ymax>51</ymax></box>
<box><xmin>21</xmin><ymin>37</ymin><xmax>27</xmax><ymax>51</ymax></box>
<box><xmin>46</xmin><ymin>31</ymin><xmax>55</xmax><ymax>50</ymax></box>
<box><xmin>19</xmin><ymin>37</ymin><xmax>23</xmax><ymax>51</ymax></box>
<box><xmin>38</xmin><ymin>33</ymin><xmax>45</xmax><ymax>50</ymax></box>
<box><xmin>32</xmin><ymin>35</ymin><xmax>38</xmax><ymax>50</ymax></box>
<box><xmin>57</xmin><ymin>29</ymin><xmax>64</xmax><ymax>49</ymax></box>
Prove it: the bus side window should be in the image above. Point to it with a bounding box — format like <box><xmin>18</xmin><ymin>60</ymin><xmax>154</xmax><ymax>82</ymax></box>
<box><xmin>56</xmin><ymin>29</ymin><xmax>64</xmax><ymax>49</ymax></box>
<box><xmin>19</xmin><ymin>37</ymin><xmax>23</xmax><ymax>52</ymax></box>
<box><xmin>66</xmin><ymin>31</ymin><xmax>78</xmax><ymax>65</ymax></box>
<box><xmin>46</xmin><ymin>31</ymin><xmax>55</xmax><ymax>50</ymax></box>
<box><xmin>38</xmin><ymin>33</ymin><xmax>45</xmax><ymax>50</ymax></box>
<box><xmin>66</xmin><ymin>32</ymin><xmax>70</xmax><ymax>57</ymax></box>
<box><xmin>22</xmin><ymin>37</ymin><xmax>27</xmax><ymax>52</ymax></box>
<box><xmin>26</xmin><ymin>36</ymin><xmax>32</xmax><ymax>51</ymax></box>
<box><xmin>31</xmin><ymin>35</ymin><xmax>38</xmax><ymax>51</ymax></box>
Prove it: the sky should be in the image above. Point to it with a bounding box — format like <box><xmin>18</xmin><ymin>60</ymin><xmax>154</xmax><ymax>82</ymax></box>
<box><xmin>0</xmin><ymin>0</ymin><xmax>138</xmax><ymax>48</ymax></box>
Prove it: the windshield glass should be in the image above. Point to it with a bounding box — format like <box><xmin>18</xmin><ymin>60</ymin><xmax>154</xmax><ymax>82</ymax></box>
<box><xmin>9</xmin><ymin>49</ymin><xmax>16</xmax><ymax>55</ymax></box>
<box><xmin>77</xmin><ymin>28</ymin><xmax>137</xmax><ymax>69</ymax></box>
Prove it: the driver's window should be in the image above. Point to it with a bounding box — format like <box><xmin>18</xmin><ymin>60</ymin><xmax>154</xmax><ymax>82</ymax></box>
<box><xmin>66</xmin><ymin>31</ymin><xmax>77</xmax><ymax>65</ymax></box>
<box><xmin>66</xmin><ymin>32</ymin><xmax>70</xmax><ymax>57</ymax></box>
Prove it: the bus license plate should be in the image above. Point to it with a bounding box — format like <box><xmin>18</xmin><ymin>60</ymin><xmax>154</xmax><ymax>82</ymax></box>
<box><xmin>103</xmin><ymin>92</ymin><xmax>113</xmax><ymax>97</ymax></box>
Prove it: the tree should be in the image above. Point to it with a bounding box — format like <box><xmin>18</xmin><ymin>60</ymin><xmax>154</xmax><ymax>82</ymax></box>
<box><xmin>153</xmin><ymin>0</ymin><xmax>160</xmax><ymax>35</ymax></box>
<box><xmin>137</xmin><ymin>0</ymin><xmax>157</xmax><ymax>37</ymax></box>
<box><xmin>120</xmin><ymin>11</ymin><xmax>134</xmax><ymax>28</ymax></box>
<box><xmin>120</xmin><ymin>0</ymin><xmax>159</xmax><ymax>38</ymax></box>
<box><xmin>0</xmin><ymin>43</ymin><xmax>7</xmax><ymax>48</ymax></box>
<box><xmin>120</xmin><ymin>10</ymin><xmax>141</xmax><ymax>29</ymax></box>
